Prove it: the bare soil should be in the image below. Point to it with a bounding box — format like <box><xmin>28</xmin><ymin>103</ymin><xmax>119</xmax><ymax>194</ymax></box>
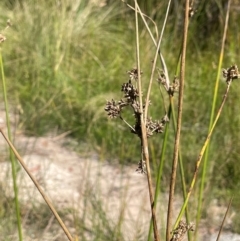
<box><xmin>0</xmin><ymin>110</ymin><xmax>238</xmax><ymax>241</ymax></box>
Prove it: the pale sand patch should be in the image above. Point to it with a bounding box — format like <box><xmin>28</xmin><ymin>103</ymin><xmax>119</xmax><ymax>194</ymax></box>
<box><xmin>0</xmin><ymin>110</ymin><xmax>238</xmax><ymax>240</ymax></box>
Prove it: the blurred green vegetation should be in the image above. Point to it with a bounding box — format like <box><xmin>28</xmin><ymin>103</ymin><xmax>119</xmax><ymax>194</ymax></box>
<box><xmin>0</xmin><ymin>0</ymin><xmax>240</xmax><ymax>196</ymax></box>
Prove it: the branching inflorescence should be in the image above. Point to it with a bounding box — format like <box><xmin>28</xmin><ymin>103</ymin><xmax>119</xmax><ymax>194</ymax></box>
<box><xmin>105</xmin><ymin>68</ymin><xmax>172</xmax><ymax>173</ymax></box>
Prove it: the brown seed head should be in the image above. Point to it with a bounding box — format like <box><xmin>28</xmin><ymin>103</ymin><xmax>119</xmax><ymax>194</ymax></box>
<box><xmin>223</xmin><ymin>65</ymin><xmax>240</xmax><ymax>83</ymax></box>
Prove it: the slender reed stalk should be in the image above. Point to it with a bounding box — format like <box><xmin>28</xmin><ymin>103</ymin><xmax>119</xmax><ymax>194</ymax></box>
<box><xmin>139</xmin><ymin>3</ymin><xmax>172</xmax><ymax>237</ymax></box>
<box><xmin>0</xmin><ymin>130</ymin><xmax>74</xmax><ymax>241</ymax></box>
<box><xmin>144</xmin><ymin>0</ymin><xmax>172</xmax><ymax>120</ymax></box>
<box><xmin>147</xmin><ymin>104</ymin><xmax>171</xmax><ymax>241</ymax></box>
<box><xmin>0</xmin><ymin>50</ymin><xmax>23</xmax><ymax>241</ymax></box>
<box><xmin>123</xmin><ymin>0</ymin><xmax>171</xmax><ymax>93</ymax></box>
<box><xmin>172</xmin><ymin>51</ymin><xmax>192</xmax><ymax>240</ymax></box>
<box><xmin>174</xmin><ymin>76</ymin><xmax>234</xmax><ymax>229</ymax></box>
<box><xmin>170</xmin><ymin>96</ymin><xmax>191</xmax><ymax>241</ymax></box>
<box><xmin>133</xmin><ymin>4</ymin><xmax>173</xmax><ymax>238</ymax></box>
<box><xmin>216</xmin><ymin>197</ymin><xmax>233</xmax><ymax>241</ymax></box>
<box><xmin>195</xmin><ymin>0</ymin><xmax>232</xmax><ymax>238</ymax></box>
<box><xmin>121</xmin><ymin>0</ymin><xmax>159</xmax><ymax>38</ymax></box>
<box><xmin>134</xmin><ymin>1</ymin><xmax>160</xmax><ymax>240</ymax></box>
<box><xmin>166</xmin><ymin>1</ymin><xmax>189</xmax><ymax>240</ymax></box>
<box><xmin>148</xmin><ymin>96</ymin><xmax>190</xmax><ymax>241</ymax></box>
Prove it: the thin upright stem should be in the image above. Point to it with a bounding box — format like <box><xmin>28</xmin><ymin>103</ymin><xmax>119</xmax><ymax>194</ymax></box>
<box><xmin>166</xmin><ymin>1</ymin><xmax>189</xmax><ymax>240</ymax></box>
<box><xmin>174</xmin><ymin>80</ymin><xmax>232</xmax><ymax>228</ymax></box>
<box><xmin>0</xmin><ymin>51</ymin><xmax>23</xmax><ymax>241</ymax></box>
<box><xmin>144</xmin><ymin>0</ymin><xmax>172</xmax><ymax>121</ymax></box>
<box><xmin>134</xmin><ymin>1</ymin><xmax>160</xmax><ymax>240</ymax></box>
<box><xmin>196</xmin><ymin>0</ymin><xmax>232</xmax><ymax>238</ymax></box>
<box><xmin>216</xmin><ymin>197</ymin><xmax>233</xmax><ymax>241</ymax></box>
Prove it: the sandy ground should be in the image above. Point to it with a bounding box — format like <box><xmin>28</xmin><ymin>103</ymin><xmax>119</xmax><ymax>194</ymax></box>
<box><xmin>0</xmin><ymin>111</ymin><xmax>239</xmax><ymax>241</ymax></box>
<box><xmin>0</xmin><ymin>133</ymin><xmax>160</xmax><ymax>240</ymax></box>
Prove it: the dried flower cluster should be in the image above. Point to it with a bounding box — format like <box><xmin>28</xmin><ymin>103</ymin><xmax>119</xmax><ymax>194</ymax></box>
<box><xmin>105</xmin><ymin>99</ymin><xmax>127</xmax><ymax>119</ymax></box>
<box><xmin>105</xmin><ymin>68</ymin><xmax>168</xmax><ymax>137</ymax></box>
<box><xmin>145</xmin><ymin>115</ymin><xmax>169</xmax><ymax>137</ymax></box>
<box><xmin>121</xmin><ymin>80</ymin><xmax>139</xmax><ymax>103</ymax></box>
<box><xmin>170</xmin><ymin>220</ymin><xmax>194</xmax><ymax>241</ymax></box>
<box><xmin>136</xmin><ymin>160</ymin><xmax>146</xmax><ymax>174</ymax></box>
<box><xmin>105</xmin><ymin>68</ymin><xmax>169</xmax><ymax>172</ymax></box>
<box><xmin>157</xmin><ymin>70</ymin><xmax>179</xmax><ymax>96</ymax></box>
<box><xmin>223</xmin><ymin>65</ymin><xmax>240</xmax><ymax>84</ymax></box>
<box><xmin>127</xmin><ymin>68</ymin><xmax>142</xmax><ymax>81</ymax></box>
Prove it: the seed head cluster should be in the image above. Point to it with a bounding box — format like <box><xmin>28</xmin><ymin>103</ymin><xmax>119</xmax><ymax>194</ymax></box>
<box><xmin>157</xmin><ymin>70</ymin><xmax>179</xmax><ymax>96</ymax></box>
<box><xmin>121</xmin><ymin>80</ymin><xmax>139</xmax><ymax>102</ymax></box>
<box><xmin>105</xmin><ymin>68</ymin><xmax>168</xmax><ymax>137</ymax></box>
<box><xmin>105</xmin><ymin>68</ymin><xmax>169</xmax><ymax>173</ymax></box>
<box><xmin>223</xmin><ymin>65</ymin><xmax>240</xmax><ymax>84</ymax></box>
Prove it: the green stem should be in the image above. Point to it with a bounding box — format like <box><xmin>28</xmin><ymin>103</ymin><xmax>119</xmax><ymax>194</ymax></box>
<box><xmin>195</xmin><ymin>0</ymin><xmax>231</xmax><ymax>239</ymax></box>
<box><xmin>147</xmin><ymin>103</ymin><xmax>171</xmax><ymax>241</ymax></box>
<box><xmin>174</xmin><ymin>81</ymin><xmax>232</xmax><ymax>229</ymax></box>
<box><xmin>144</xmin><ymin>0</ymin><xmax>172</xmax><ymax>121</ymax></box>
<box><xmin>0</xmin><ymin>50</ymin><xmax>23</xmax><ymax>241</ymax></box>
<box><xmin>170</xmin><ymin>96</ymin><xmax>191</xmax><ymax>239</ymax></box>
